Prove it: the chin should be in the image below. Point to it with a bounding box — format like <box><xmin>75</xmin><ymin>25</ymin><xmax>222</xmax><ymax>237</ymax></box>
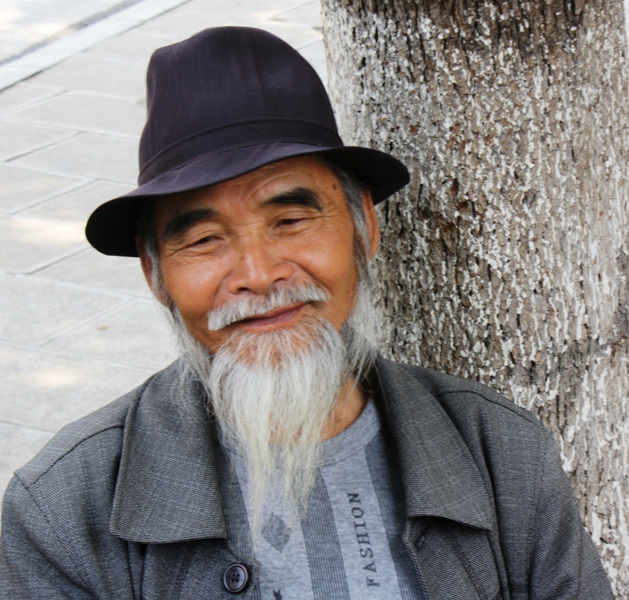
<box><xmin>222</xmin><ymin>321</ymin><xmax>325</xmax><ymax>367</ymax></box>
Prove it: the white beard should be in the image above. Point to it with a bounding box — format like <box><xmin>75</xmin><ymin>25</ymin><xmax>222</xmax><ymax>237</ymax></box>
<box><xmin>171</xmin><ymin>278</ymin><xmax>378</xmax><ymax>530</ymax></box>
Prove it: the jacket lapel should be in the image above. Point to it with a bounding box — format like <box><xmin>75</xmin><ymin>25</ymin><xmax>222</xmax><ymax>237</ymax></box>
<box><xmin>110</xmin><ymin>361</ymin><xmax>227</xmax><ymax>543</ymax></box>
<box><xmin>374</xmin><ymin>357</ymin><xmax>494</xmax><ymax>531</ymax></box>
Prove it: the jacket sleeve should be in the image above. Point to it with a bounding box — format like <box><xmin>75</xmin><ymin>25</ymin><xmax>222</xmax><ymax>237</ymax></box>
<box><xmin>528</xmin><ymin>433</ymin><xmax>613</xmax><ymax>600</ymax></box>
<box><xmin>0</xmin><ymin>476</ymin><xmax>93</xmax><ymax>599</ymax></box>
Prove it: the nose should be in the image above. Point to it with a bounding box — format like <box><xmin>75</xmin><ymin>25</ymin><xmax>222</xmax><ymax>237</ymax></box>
<box><xmin>224</xmin><ymin>234</ymin><xmax>294</xmax><ymax>295</ymax></box>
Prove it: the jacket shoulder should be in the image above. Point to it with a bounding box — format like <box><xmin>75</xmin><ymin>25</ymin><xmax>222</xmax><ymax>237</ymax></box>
<box><xmin>15</xmin><ymin>390</ymin><xmax>132</xmax><ymax>488</ymax></box>
<box><xmin>14</xmin><ymin>362</ymin><xmax>180</xmax><ymax>489</ymax></box>
<box><xmin>396</xmin><ymin>360</ymin><xmax>543</xmax><ymax>429</ymax></box>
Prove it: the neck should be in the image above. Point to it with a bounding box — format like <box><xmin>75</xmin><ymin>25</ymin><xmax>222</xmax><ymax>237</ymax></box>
<box><xmin>320</xmin><ymin>375</ymin><xmax>368</xmax><ymax>440</ymax></box>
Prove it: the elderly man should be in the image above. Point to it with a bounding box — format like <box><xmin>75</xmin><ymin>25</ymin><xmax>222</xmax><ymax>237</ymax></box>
<box><xmin>0</xmin><ymin>27</ymin><xmax>612</xmax><ymax>599</ymax></box>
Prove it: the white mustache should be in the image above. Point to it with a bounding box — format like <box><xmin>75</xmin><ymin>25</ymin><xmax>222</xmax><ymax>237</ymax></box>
<box><xmin>207</xmin><ymin>282</ymin><xmax>330</xmax><ymax>331</ymax></box>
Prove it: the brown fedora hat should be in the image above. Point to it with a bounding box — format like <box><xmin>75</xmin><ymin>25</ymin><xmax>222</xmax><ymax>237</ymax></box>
<box><xmin>85</xmin><ymin>26</ymin><xmax>409</xmax><ymax>257</ymax></box>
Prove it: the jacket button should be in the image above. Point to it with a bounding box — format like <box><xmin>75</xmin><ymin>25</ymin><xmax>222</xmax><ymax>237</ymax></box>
<box><xmin>223</xmin><ymin>563</ymin><xmax>249</xmax><ymax>593</ymax></box>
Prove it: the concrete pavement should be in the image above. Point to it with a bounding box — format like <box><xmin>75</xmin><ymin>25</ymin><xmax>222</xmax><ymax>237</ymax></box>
<box><xmin>0</xmin><ymin>0</ymin><xmax>325</xmax><ymax>503</ymax></box>
<box><xmin>0</xmin><ymin>0</ymin><xmax>142</xmax><ymax>63</ymax></box>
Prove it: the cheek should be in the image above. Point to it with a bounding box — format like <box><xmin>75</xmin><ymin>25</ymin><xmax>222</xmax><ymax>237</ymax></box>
<box><xmin>293</xmin><ymin>228</ymin><xmax>355</xmax><ymax>280</ymax></box>
<box><xmin>293</xmin><ymin>233</ymin><xmax>359</xmax><ymax>324</ymax></box>
<box><xmin>162</xmin><ymin>262</ymin><xmax>230</xmax><ymax>351</ymax></box>
<box><xmin>161</xmin><ymin>259</ymin><xmax>223</xmax><ymax>320</ymax></box>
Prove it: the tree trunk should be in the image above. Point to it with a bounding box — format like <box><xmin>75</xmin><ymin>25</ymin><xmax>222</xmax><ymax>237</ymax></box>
<box><xmin>321</xmin><ymin>0</ymin><xmax>629</xmax><ymax>594</ymax></box>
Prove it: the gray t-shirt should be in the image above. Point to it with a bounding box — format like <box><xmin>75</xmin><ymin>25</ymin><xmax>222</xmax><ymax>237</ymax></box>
<box><xmin>219</xmin><ymin>399</ymin><xmax>423</xmax><ymax>600</ymax></box>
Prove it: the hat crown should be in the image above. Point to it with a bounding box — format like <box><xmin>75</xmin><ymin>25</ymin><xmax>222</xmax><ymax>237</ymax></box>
<box><xmin>140</xmin><ymin>27</ymin><xmax>339</xmax><ymax>178</ymax></box>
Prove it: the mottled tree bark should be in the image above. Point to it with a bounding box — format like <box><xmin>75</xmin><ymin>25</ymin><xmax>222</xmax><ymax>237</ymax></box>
<box><xmin>321</xmin><ymin>0</ymin><xmax>629</xmax><ymax>594</ymax></box>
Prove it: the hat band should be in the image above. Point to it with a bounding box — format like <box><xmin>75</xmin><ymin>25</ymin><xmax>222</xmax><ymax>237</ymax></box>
<box><xmin>139</xmin><ymin>119</ymin><xmax>343</xmax><ymax>185</ymax></box>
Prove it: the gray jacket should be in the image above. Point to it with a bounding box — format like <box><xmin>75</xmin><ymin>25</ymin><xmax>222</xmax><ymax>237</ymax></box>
<box><xmin>0</xmin><ymin>357</ymin><xmax>613</xmax><ymax>599</ymax></box>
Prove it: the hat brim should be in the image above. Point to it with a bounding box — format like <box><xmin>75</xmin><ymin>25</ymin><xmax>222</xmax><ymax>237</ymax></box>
<box><xmin>85</xmin><ymin>142</ymin><xmax>409</xmax><ymax>257</ymax></box>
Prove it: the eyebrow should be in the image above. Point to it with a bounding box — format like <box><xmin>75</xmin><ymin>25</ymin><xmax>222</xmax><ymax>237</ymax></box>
<box><xmin>262</xmin><ymin>187</ymin><xmax>323</xmax><ymax>211</ymax></box>
<box><xmin>161</xmin><ymin>208</ymin><xmax>218</xmax><ymax>244</ymax></box>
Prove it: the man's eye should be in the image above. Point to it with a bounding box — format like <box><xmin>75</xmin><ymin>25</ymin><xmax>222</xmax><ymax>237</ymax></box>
<box><xmin>191</xmin><ymin>234</ymin><xmax>217</xmax><ymax>246</ymax></box>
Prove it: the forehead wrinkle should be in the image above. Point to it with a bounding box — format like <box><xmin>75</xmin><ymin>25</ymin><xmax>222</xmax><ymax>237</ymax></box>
<box><xmin>161</xmin><ymin>207</ymin><xmax>219</xmax><ymax>244</ymax></box>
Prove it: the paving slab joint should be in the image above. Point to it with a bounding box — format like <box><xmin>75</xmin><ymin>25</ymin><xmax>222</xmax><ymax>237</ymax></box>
<box><xmin>0</xmin><ymin>0</ymin><xmax>191</xmax><ymax>92</ymax></box>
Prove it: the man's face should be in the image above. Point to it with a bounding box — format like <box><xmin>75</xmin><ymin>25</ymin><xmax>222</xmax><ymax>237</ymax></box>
<box><xmin>141</xmin><ymin>156</ymin><xmax>379</xmax><ymax>352</ymax></box>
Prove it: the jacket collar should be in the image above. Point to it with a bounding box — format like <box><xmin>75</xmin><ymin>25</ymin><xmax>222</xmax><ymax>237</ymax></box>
<box><xmin>110</xmin><ymin>356</ymin><xmax>493</xmax><ymax>544</ymax></box>
<box><xmin>373</xmin><ymin>357</ymin><xmax>493</xmax><ymax>530</ymax></box>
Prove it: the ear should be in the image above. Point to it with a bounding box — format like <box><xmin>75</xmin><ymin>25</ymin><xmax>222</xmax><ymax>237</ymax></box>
<box><xmin>136</xmin><ymin>235</ymin><xmax>169</xmax><ymax>306</ymax></box>
<box><xmin>361</xmin><ymin>191</ymin><xmax>380</xmax><ymax>259</ymax></box>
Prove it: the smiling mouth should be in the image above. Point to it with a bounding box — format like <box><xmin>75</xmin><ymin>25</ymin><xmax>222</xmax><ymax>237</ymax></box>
<box><xmin>233</xmin><ymin>303</ymin><xmax>306</xmax><ymax>330</ymax></box>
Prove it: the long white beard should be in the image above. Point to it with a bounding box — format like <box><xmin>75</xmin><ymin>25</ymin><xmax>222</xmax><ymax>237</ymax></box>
<box><xmin>172</xmin><ymin>279</ymin><xmax>378</xmax><ymax>529</ymax></box>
